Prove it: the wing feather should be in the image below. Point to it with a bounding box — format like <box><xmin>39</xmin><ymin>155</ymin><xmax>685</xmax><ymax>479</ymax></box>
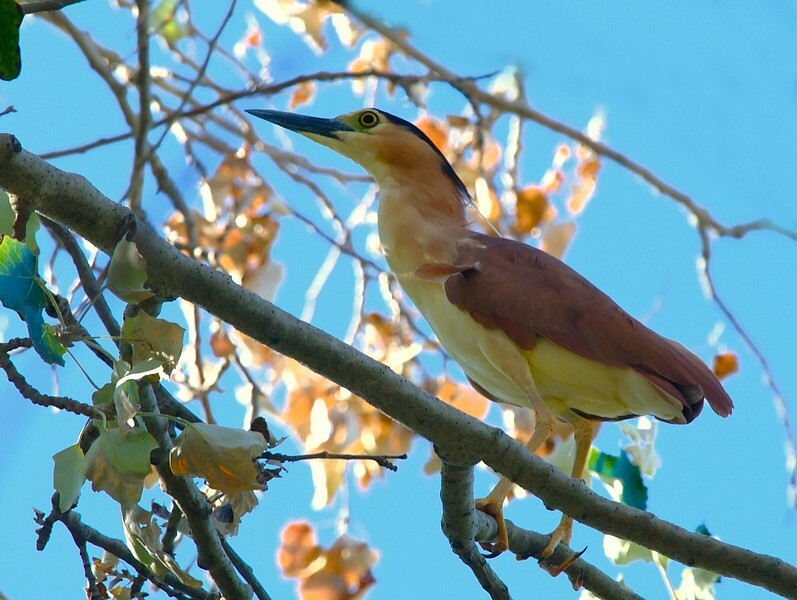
<box><xmin>443</xmin><ymin>233</ymin><xmax>733</xmax><ymax>422</ymax></box>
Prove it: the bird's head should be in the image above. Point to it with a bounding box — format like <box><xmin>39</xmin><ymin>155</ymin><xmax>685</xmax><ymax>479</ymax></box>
<box><xmin>246</xmin><ymin>107</ymin><xmax>468</xmax><ymax>199</ymax></box>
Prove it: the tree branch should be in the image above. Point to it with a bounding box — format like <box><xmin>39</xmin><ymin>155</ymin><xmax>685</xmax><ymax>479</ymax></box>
<box><xmin>36</xmin><ymin>499</ymin><xmax>210</xmax><ymax>599</ymax></box>
<box><xmin>438</xmin><ymin>458</ymin><xmax>514</xmax><ymax>600</ymax></box>
<box><xmin>261</xmin><ymin>450</ymin><xmax>407</xmax><ymax>472</ymax></box>
<box><xmin>440</xmin><ymin>458</ymin><xmax>643</xmax><ymax>600</ymax></box>
<box><xmin>0</xmin><ymin>339</ymin><xmax>97</xmax><ymax>417</ymax></box>
<box><xmin>2</xmin><ymin>134</ymin><xmax>796</xmax><ymax>597</ymax></box>
<box><xmin>137</xmin><ymin>383</ymin><xmax>253</xmax><ymax>599</ymax></box>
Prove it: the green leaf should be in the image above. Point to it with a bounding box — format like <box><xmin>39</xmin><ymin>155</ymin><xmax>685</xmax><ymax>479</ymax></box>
<box><xmin>52</xmin><ymin>444</ymin><xmax>87</xmax><ymax>513</ymax></box>
<box><xmin>695</xmin><ymin>523</ymin><xmax>712</xmax><ymax>537</ymax></box>
<box><xmin>116</xmin><ymin>357</ymin><xmax>164</xmax><ymax>385</ymax></box>
<box><xmin>0</xmin><ymin>0</ymin><xmax>22</xmax><ymax>81</ymax></box>
<box><xmin>114</xmin><ymin>379</ymin><xmax>140</xmax><ymax>437</ymax></box>
<box><xmin>122</xmin><ymin>311</ymin><xmax>185</xmax><ymax>373</ymax></box>
<box><xmin>0</xmin><ymin>190</ymin><xmax>14</xmax><ymax>237</ymax></box>
<box><xmin>149</xmin><ymin>0</ymin><xmax>191</xmax><ymax>46</ymax></box>
<box><xmin>92</xmin><ymin>382</ymin><xmax>115</xmax><ymax>406</ymax></box>
<box><xmin>106</xmin><ymin>237</ymin><xmax>154</xmax><ymax>303</ymax></box>
<box><xmin>0</xmin><ymin>236</ymin><xmax>65</xmax><ymax>365</ymax></box>
<box><xmin>84</xmin><ymin>427</ymin><xmax>158</xmax><ymax>507</ymax></box>
<box><xmin>0</xmin><ymin>191</ymin><xmax>39</xmax><ymax>254</ymax></box>
<box><xmin>588</xmin><ymin>448</ymin><xmax>648</xmax><ymax>510</ymax></box>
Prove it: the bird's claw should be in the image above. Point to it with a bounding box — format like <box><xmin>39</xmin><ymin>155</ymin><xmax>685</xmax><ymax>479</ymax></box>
<box><xmin>535</xmin><ymin>516</ymin><xmax>583</xmax><ymax>577</ymax></box>
<box><xmin>475</xmin><ymin>496</ymin><xmax>509</xmax><ymax>557</ymax></box>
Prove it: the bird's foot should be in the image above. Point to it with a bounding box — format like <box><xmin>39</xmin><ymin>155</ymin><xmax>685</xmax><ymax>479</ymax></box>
<box><xmin>537</xmin><ymin>516</ymin><xmax>581</xmax><ymax>577</ymax></box>
<box><xmin>474</xmin><ymin>496</ymin><xmax>509</xmax><ymax>557</ymax></box>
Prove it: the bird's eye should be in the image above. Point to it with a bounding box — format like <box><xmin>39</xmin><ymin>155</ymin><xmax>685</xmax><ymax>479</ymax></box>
<box><xmin>357</xmin><ymin>110</ymin><xmax>379</xmax><ymax>129</ymax></box>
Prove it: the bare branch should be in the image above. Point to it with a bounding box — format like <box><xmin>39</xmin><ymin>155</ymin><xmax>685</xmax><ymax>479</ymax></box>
<box><xmin>41</xmin><ymin>216</ymin><xmax>121</xmax><ymax>339</ymax></box>
<box><xmin>696</xmin><ymin>226</ymin><xmax>797</xmax><ymax>505</ymax></box>
<box><xmin>440</xmin><ymin>458</ymin><xmax>643</xmax><ymax>600</ymax></box>
<box><xmin>439</xmin><ymin>459</ymin><xmax>513</xmax><ymax>600</ymax></box>
<box><xmin>137</xmin><ymin>383</ymin><xmax>253</xmax><ymax>599</ymax></box>
<box><xmin>221</xmin><ymin>538</ymin><xmax>274</xmax><ymax>600</ymax></box>
<box><xmin>0</xmin><ymin>339</ymin><xmax>97</xmax><ymax>417</ymax></box>
<box><xmin>343</xmin><ymin>3</ymin><xmax>797</xmax><ymax>244</ymax></box>
<box><xmin>262</xmin><ymin>450</ymin><xmax>407</xmax><ymax>472</ymax></box>
<box><xmin>57</xmin><ymin>509</ymin><xmax>211</xmax><ymax>599</ymax></box>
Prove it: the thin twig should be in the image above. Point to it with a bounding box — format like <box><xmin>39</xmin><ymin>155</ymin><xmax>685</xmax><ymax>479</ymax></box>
<box><xmin>221</xmin><ymin>538</ymin><xmax>273</xmax><ymax>600</ymax></box>
<box><xmin>696</xmin><ymin>226</ymin><xmax>797</xmax><ymax>504</ymax></box>
<box><xmin>129</xmin><ymin>0</ymin><xmax>152</xmax><ymax>212</ymax></box>
<box><xmin>262</xmin><ymin>450</ymin><xmax>407</xmax><ymax>472</ymax></box>
<box><xmin>41</xmin><ymin>216</ymin><xmax>121</xmax><ymax>339</ymax></box>
<box><xmin>149</xmin><ymin>0</ymin><xmax>238</xmax><ymax>155</ymax></box>
<box><xmin>56</xmin><ymin>507</ymin><xmax>209</xmax><ymax>599</ymax></box>
<box><xmin>1</xmin><ymin>340</ymin><xmax>97</xmax><ymax>417</ymax></box>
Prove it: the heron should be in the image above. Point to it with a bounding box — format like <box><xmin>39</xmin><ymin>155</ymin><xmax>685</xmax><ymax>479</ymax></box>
<box><xmin>246</xmin><ymin>107</ymin><xmax>734</xmax><ymax>562</ymax></box>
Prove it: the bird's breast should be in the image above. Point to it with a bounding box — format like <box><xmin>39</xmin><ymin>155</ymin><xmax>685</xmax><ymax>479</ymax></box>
<box><xmin>396</xmin><ymin>274</ymin><xmax>532</xmax><ymax>408</ymax></box>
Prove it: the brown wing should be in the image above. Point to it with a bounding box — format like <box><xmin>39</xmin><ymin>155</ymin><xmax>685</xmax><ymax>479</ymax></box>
<box><xmin>443</xmin><ymin>233</ymin><xmax>733</xmax><ymax>423</ymax></box>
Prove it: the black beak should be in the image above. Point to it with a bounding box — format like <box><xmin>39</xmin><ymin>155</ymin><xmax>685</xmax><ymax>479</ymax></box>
<box><xmin>246</xmin><ymin>109</ymin><xmax>353</xmax><ymax>139</ymax></box>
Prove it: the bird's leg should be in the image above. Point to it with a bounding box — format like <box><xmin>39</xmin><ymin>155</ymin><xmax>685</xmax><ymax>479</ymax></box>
<box><xmin>476</xmin><ymin>395</ymin><xmax>557</xmax><ymax>556</ymax></box>
<box><xmin>539</xmin><ymin>415</ymin><xmax>598</xmax><ymax>572</ymax></box>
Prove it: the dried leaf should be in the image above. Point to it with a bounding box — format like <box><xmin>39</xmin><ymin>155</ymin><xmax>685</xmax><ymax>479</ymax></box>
<box><xmin>278</xmin><ymin>521</ymin><xmax>378</xmax><ymax>600</ymax></box>
<box><xmin>85</xmin><ymin>428</ymin><xmax>158</xmax><ymax>507</ymax></box>
<box><xmin>290</xmin><ymin>81</ymin><xmax>317</xmax><ymax>110</ymax></box>
<box><xmin>712</xmin><ymin>352</ymin><xmax>739</xmax><ymax>380</ymax></box>
<box><xmin>515</xmin><ymin>186</ymin><xmax>550</xmax><ymax>234</ymax></box>
<box><xmin>282</xmin><ymin>360</ymin><xmax>413</xmax><ymax>500</ymax></box>
<box><xmin>348</xmin><ymin>38</ymin><xmax>397</xmax><ymax>94</ymax></box>
<box><xmin>122</xmin><ymin>311</ymin><xmax>186</xmax><ymax>373</ymax></box>
<box><xmin>169</xmin><ymin>423</ymin><xmax>267</xmax><ymax>495</ymax></box>
<box><xmin>278</xmin><ymin>521</ymin><xmax>321</xmax><ymax>577</ymax></box>
<box><xmin>414</xmin><ymin>116</ymin><xmax>448</xmax><ymax>154</ymax></box>
<box><xmin>210</xmin><ymin>325</ymin><xmax>236</xmax><ymax>358</ymax></box>
<box><xmin>256</xmin><ymin>0</ymin><xmax>341</xmax><ymax>54</ymax></box>
<box><xmin>435</xmin><ymin>377</ymin><xmax>490</xmax><ymax>420</ymax></box>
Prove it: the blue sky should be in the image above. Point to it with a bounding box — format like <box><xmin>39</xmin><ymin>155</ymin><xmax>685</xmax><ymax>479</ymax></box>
<box><xmin>1</xmin><ymin>1</ymin><xmax>796</xmax><ymax>598</ymax></box>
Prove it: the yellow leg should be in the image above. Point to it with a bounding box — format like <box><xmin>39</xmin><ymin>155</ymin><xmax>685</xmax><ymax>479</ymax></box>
<box><xmin>471</xmin><ymin>335</ymin><xmax>558</xmax><ymax>557</ymax></box>
<box><xmin>476</xmin><ymin>398</ymin><xmax>557</xmax><ymax>556</ymax></box>
<box><xmin>540</xmin><ymin>415</ymin><xmax>598</xmax><ymax>566</ymax></box>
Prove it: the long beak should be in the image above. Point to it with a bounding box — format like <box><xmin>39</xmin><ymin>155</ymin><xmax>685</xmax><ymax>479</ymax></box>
<box><xmin>245</xmin><ymin>109</ymin><xmax>353</xmax><ymax>139</ymax></box>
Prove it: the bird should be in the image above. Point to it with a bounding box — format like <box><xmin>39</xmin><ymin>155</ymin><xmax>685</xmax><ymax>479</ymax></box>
<box><xmin>246</xmin><ymin>106</ymin><xmax>734</xmax><ymax>563</ymax></box>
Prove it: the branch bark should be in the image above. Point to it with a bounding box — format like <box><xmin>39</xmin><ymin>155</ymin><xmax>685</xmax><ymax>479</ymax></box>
<box><xmin>2</xmin><ymin>134</ymin><xmax>796</xmax><ymax>597</ymax></box>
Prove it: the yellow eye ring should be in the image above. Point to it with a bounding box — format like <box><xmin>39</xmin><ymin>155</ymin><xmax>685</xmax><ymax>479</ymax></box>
<box><xmin>357</xmin><ymin>110</ymin><xmax>379</xmax><ymax>129</ymax></box>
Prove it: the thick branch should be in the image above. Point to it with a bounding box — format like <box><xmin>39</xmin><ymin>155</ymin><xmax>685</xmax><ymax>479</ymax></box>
<box><xmin>439</xmin><ymin>458</ymin><xmax>642</xmax><ymax>600</ymax></box>
<box><xmin>137</xmin><ymin>384</ymin><xmax>253</xmax><ymax>600</ymax></box>
<box><xmin>1</xmin><ymin>134</ymin><xmax>795</xmax><ymax>597</ymax></box>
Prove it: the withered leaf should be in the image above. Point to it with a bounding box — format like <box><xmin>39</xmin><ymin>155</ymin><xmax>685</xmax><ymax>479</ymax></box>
<box><xmin>713</xmin><ymin>352</ymin><xmax>739</xmax><ymax>380</ymax></box>
<box><xmin>122</xmin><ymin>311</ymin><xmax>186</xmax><ymax>373</ymax></box>
<box><xmin>84</xmin><ymin>427</ymin><xmax>158</xmax><ymax>507</ymax></box>
<box><xmin>169</xmin><ymin>423</ymin><xmax>267</xmax><ymax>495</ymax></box>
